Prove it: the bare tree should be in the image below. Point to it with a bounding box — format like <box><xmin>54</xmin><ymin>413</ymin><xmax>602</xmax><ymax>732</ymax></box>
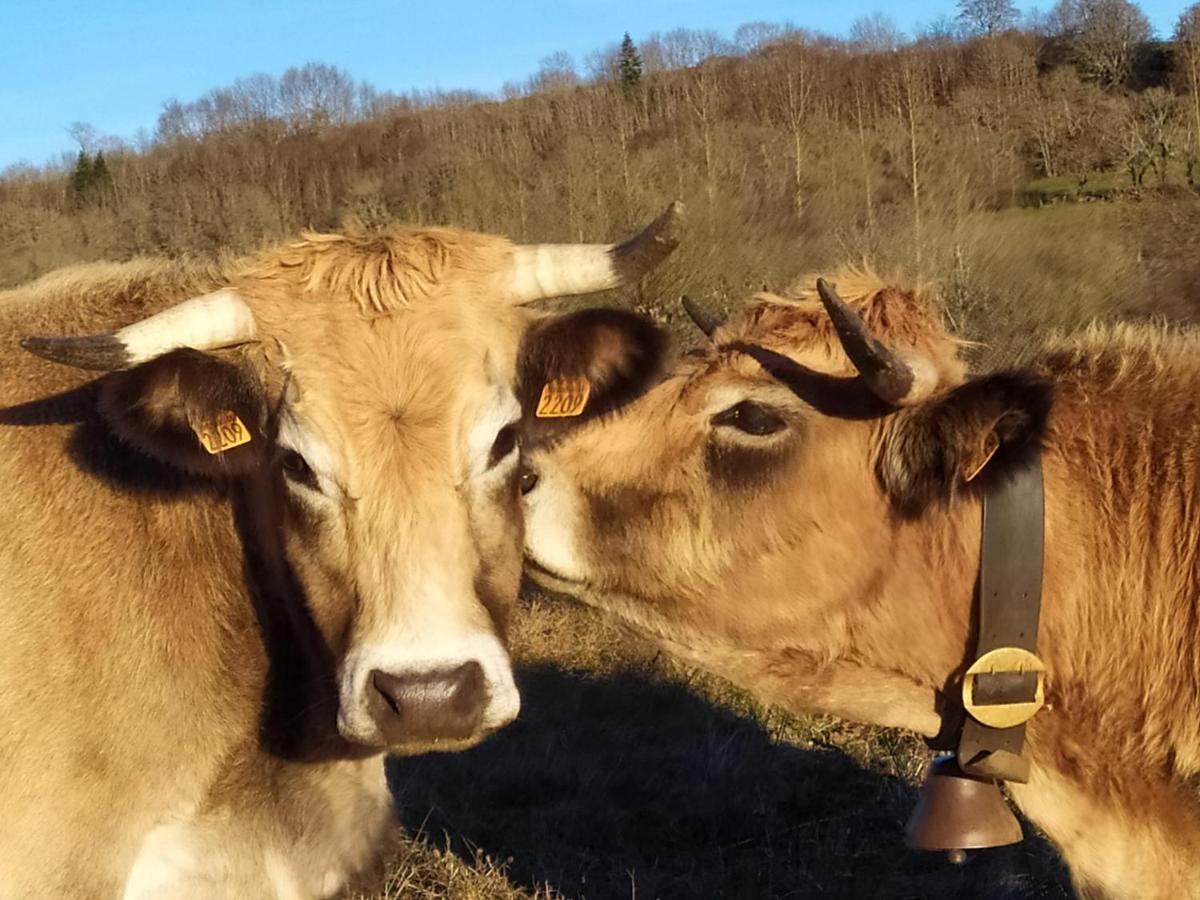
<box><xmin>1125</xmin><ymin>87</ymin><xmax>1182</xmax><ymax>185</ymax></box>
<box><xmin>852</xmin><ymin>78</ymin><xmax>877</xmax><ymax>237</ymax></box>
<box><xmin>957</xmin><ymin>0</ymin><xmax>1020</xmax><ymax>35</ymax></box>
<box><xmin>279</xmin><ymin>62</ymin><xmax>356</xmax><ymax>129</ymax></box>
<box><xmin>1177</xmin><ymin>4</ymin><xmax>1200</xmax><ymax>183</ymax></box>
<box><xmin>734</xmin><ymin>21</ymin><xmax>786</xmax><ymax>54</ymax></box>
<box><xmin>232</xmin><ymin>73</ymin><xmax>283</xmax><ymax>122</ymax></box>
<box><xmin>654</xmin><ymin>28</ymin><xmax>732</xmax><ymax>68</ymax></box>
<box><xmin>584</xmin><ymin>44</ymin><xmax>620</xmax><ymax>83</ymax></box>
<box><xmin>1052</xmin><ymin>0</ymin><xmax>1152</xmax><ymax>86</ymax></box>
<box><xmin>887</xmin><ymin>53</ymin><xmax>930</xmax><ymax>260</ymax></box>
<box><xmin>66</xmin><ymin>122</ymin><xmax>99</xmax><ymax>155</ymax></box>
<box><xmin>915</xmin><ymin>14</ymin><xmax>963</xmax><ymax>45</ymax></box>
<box><xmin>529</xmin><ymin>51</ymin><xmax>579</xmax><ymax>93</ymax></box>
<box><xmin>849</xmin><ymin>12</ymin><xmax>905</xmax><ymax>52</ymax></box>
<box><xmin>767</xmin><ymin>50</ymin><xmax>815</xmax><ymax>219</ymax></box>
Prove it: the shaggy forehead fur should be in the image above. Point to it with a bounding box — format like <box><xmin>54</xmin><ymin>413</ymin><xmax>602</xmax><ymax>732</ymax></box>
<box><xmin>240</xmin><ymin>226</ymin><xmax>516</xmax><ymax>317</ymax></box>
<box><xmin>683</xmin><ymin>269</ymin><xmax>968</xmax><ymax>394</ymax></box>
<box><xmin>235</xmin><ymin>226</ymin><xmax>527</xmax><ymax>481</ymax></box>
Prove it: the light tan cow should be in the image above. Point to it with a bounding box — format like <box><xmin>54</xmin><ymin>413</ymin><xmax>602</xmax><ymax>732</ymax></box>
<box><xmin>522</xmin><ymin>270</ymin><xmax>1200</xmax><ymax>899</ymax></box>
<box><xmin>0</xmin><ymin>205</ymin><xmax>679</xmax><ymax>899</ymax></box>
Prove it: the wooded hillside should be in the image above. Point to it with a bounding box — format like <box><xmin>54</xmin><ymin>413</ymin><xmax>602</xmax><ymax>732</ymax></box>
<box><xmin>4</xmin><ymin>2</ymin><xmax>1200</xmax><ymax>351</ymax></box>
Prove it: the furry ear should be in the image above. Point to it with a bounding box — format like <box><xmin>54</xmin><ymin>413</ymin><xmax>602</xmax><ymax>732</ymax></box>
<box><xmin>875</xmin><ymin>371</ymin><xmax>1053</xmax><ymax>518</ymax></box>
<box><xmin>517</xmin><ymin>308</ymin><xmax>666</xmax><ymax>446</ymax></box>
<box><xmin>96</xmin><ymin>348</ymin><xmax>270</xmax><ymax>478</ymax></box>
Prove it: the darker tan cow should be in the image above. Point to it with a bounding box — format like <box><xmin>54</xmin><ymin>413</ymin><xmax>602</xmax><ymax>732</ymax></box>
<box><xmin>523</xmin><ymin>270</ymin><xmax>1200</xmax><ymax>899</ymax></box>
<box><xmin>0</xmin><ymin>205</ymin><xmax>679</xmax><ymax>899</ymax></box>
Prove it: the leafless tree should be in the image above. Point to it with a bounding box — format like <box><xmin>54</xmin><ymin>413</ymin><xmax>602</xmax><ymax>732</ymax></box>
<box><xmin>66</xmin><ymin>122</ymin><xmax>99</xmax><ymax>155</ymax></box>
<box><xmin>1051</xmin><ymin>0</ymin><xmax>1152</xmax><ymax>86</ymax></box>
<box><xmin>1126</xmin><ymin>87</ymin><xmax>1182</xmax><ymax>185</ymax></box>
<box><xmin>529</xmin><ymin>51</ymin><xmax>579</xmax><ymax>93</ymax></box>
<box><xmin>734</xmin><ymin>21</ymin><xmax>786</xmax><ymax>54</ymax></box>
<box><xmin>957</xmin><ymin>0</ymin><xmax>1020</xmax><ymax>34</ymax></box>
<box><xmin>1177</xmin><ymin>4</ymin><xmax>1200</xmax><ymax>182</ymax></box>
<box><xmin>279</xmin><ymin>62</ymin><xmax>356</xmax><ymax>130</ymax></box>
<box><xmin>584</xmin><ymin>44</ymin><xmax>620</xmax><ymax>83</ymax></box>
<box><xmin>915</xmin><ymin>14</ymin><xmax>963</xmax><ymax>45</ymax></box>
<box><xmin>849</xmin><ymin>12</ymin><xmax>905</xmax><ymax>52</ymax></box>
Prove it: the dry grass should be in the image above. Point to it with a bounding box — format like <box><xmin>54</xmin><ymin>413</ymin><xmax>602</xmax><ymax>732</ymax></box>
<box><xmin>351</xmin><ymin>594</ymin><xmax>1070</xmax><ymax>900</ymax></box>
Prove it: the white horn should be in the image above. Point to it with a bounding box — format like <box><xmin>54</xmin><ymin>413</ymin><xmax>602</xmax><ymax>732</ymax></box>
<box><xmin>508</xmin><ymin>201</ymin><xmax>685</xmax><ymax>304</ymax></box>
<box><xmin>20</xmin><ymin>289</ymin><xmax>257</xmax><ymax>371</ymax></box>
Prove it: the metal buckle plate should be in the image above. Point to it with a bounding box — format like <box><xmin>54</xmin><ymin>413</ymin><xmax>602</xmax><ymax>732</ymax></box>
<box><xmin>962</xmin><ymin>647</ymin><xmax>1046</xmax><ymax>729</ymax></box>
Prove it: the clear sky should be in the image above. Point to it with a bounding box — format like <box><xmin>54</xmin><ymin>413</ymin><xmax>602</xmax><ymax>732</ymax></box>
<box><xmin>0</xmin><ymin>0</ymin><xmax>1189</xmax><ymax>170</ymax></box>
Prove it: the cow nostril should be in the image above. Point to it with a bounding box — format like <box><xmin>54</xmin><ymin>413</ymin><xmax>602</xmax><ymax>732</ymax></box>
<box><xmin>371</xmin><ymin>671</ymin><xmax>402</xmax><ymax>716</ymax></box>
<box><xmin>519</xmin><ymin>465</ymin><xmax>539</xmax><ymax>495</ymax></box>
<box><xmin>368</xmin><ymin>661</ymin><xmax>487</xmax><ymax>746</ymax></box>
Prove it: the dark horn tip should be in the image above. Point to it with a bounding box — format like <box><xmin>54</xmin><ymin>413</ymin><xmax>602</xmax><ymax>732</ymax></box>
<box><xmin>812</xmin><ymin>276</ymin><xmax>915</xmax><ymax>404</ymax></box>
<box><xmin>681</xmin><ymin>295</ymin><xmax>725</xmax><ymax>338</ymax></box>
<box><xmin>656</xmin><ymin>200</ymin><xmax>687</xmax><ymax>243</ymax></box>
<box><xmin>610</xmin><ymin>201</ymin><xmax>687</xmax><ymax>282</ymax></box>
<box><xmin>19</xmin><ymin>335</ymin><xmax>129</xmax><ymax>371</ymax></box>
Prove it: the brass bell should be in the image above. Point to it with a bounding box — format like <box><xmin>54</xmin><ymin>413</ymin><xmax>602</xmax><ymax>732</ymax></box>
<box><xmin>905</xmin><ymin>755</ymin><xmax>1023</xmax><ymax>864</ymax></box>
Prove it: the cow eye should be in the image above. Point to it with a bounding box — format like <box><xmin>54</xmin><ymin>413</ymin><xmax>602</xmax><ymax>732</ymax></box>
<box><xmin>488</xmin><ymin>424</ymin><xmax>519</xmax><ymax>468</ymax></box>
<box><xmin>280</xmin><ymin>450</ymin><xmax>320</xmax><ymax>490</ymax></box>
<box><xmin>712</xmin><ymin>401</ymin><xmax>787</xmax><ymax>436</ymax></box>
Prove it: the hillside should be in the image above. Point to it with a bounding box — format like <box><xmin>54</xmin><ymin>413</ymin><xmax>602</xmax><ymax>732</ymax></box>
<box><xmin>3</xmin><ymin>22</ymin><xmax>1200</xmax><ymax>353</ymax></box>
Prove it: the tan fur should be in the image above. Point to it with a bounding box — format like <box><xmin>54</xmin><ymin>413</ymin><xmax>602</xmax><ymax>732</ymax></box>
<box><xmin>0</xmin><ymin>223</ymin><xmax>595</xmax><ymax>899</ymax></box>
<box><xmin>524</xmin><ymin>270</ymin><xmax>1200</xmax><ymax>899</ymax></box>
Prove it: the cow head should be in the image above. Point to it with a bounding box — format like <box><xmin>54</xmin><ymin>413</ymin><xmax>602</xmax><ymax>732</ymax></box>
<box><xmin>20</xmin><ymin>205</ymin><xmax>679</xmax><ymax>755</ymax></box>
<box><xmin>521</xmin><ymin>270</ymin><xmax>1052</xmax><ymax>731</ymax></box>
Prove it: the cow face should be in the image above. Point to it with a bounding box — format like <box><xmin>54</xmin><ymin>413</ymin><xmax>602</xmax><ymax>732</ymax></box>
<box><xmin>521</xmin><ymin>272</ymin><xmax>1051</xmax><ymax>703</ymax></box>
<box><xmin>20</xmin><ymin>207</ymin><xmax>678</xmax><ymax>755</ymax></box>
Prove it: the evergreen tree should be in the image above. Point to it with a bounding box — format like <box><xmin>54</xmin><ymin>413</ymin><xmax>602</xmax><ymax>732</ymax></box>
<box><xmin>70</xmin><ymin>151</ymin><xmax>94</xmax><ymax>199</ymax></box>
<box><xmin>91</xmin><ymin>152</ymin><xmax>112</xmax><ymax>190</ymax></box>
<box><xmin>69</xmin><ymin>151</ymin><xmax>112</xmax><ymax>206</ymax></box>
<box><xmin>618</xmin><ymin>32</ymin><xmax>643</xmax><ymax>95</ymax></box>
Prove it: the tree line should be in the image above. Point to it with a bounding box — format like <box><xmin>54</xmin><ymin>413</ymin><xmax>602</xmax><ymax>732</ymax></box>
<box><xmin>1</xmin><ymin>0</ymin><xmax>1198</xmax><ymax>309</ymax></box>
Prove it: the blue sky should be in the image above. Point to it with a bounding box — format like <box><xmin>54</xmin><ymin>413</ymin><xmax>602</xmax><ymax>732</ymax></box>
<box><xmin>0</xmin><ymin>0</ymin><xmax>1189</xmax><ymax>169</ymax></box>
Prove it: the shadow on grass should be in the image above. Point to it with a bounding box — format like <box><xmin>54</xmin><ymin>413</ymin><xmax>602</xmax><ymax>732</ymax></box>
<box><xmin>389</xmin><ymin>663</ymin><xmax>1071</xmax><ymax>900</ymax></box>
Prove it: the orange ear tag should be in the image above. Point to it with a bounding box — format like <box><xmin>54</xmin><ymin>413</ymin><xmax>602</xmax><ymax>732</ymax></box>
<box><xmin>963</xmin><ymin>430</ymin><xmax>1000</xmax><ymax>483</ymax></box>
<box><xmin>193</xmin><ymin>410</ymin><xmax>252</xmax><ymax>455</ymax></box>
<box><xmin>536</xmin><ymin>376</ymin><xmax>591</xmax><ymax>419</ymax></box>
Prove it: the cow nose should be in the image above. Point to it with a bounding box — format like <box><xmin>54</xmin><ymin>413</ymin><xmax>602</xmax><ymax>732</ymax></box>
<box><xmin>519</xmin><ymin>464</ymin><xmax>539</xmax><ymax>495</ymax></box>
<box><xmin>368</xmin><ymin>661</ymin><xmax>486</xmax><ymax>746</ymax></box>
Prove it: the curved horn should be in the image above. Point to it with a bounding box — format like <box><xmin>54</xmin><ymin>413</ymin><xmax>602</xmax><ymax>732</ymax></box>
<box><xmin>508</xmin><ymin>201</ymin><xmax>685</xmax><ymax>303</ymax></box>
<box><xmin>815</xmin><ymin>278</ymin><xmax>935</xmax><ymax>406</ymax></box>
<box><xmin>20</xmin><ymin>289</ymin><xmax>257</xmax><ymax>372</ymax></box>
<box><xmin>681</xmin><ymin>295</ymin><xmax>726</xmax><ymax>338</ymax></box>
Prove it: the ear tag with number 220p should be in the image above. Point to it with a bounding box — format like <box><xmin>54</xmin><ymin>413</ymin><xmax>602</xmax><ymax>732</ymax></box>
<box><xmin>536</xmin><ymin>376</ymin><xmax>590</xmax><ymax>418</ymax></box>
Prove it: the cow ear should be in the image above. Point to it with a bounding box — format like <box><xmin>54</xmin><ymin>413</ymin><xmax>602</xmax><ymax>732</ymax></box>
<box><xmin>96</xmin><ymin>349</ymin><xmax>270</xmax><ymax>478</ymax></box>
<box><xmin>518</xmin><ymin>308</ymin><xmax>666</xmax><ymax>445</ymax></box>
<box><xmin>875</xmin><ymin>371</ymin><xmax>1053</xmax><ymax>518</ymax></box>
